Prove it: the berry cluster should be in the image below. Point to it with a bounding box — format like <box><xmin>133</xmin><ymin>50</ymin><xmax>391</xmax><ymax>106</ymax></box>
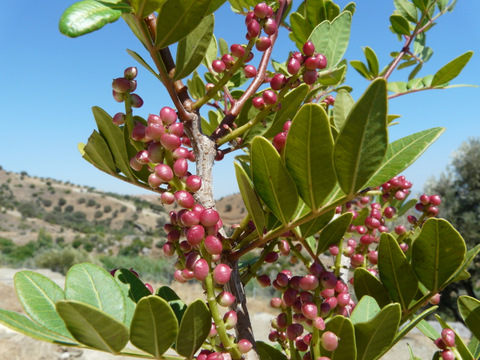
<box><xmin>111</xmin><ymin>67</ymin><xmax>144</xmax><ymax>110</ymax></box>
<box><xmin>434</xmin><ymin>328</ymin><xmax>457</xmax><ymax>360</ymax></box>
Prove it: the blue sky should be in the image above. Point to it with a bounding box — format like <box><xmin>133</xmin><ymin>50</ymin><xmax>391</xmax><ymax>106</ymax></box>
<box><xmin>1</xmin><ymin>1</ymin><xmax>479</xmax><ymax>199</ymax></box>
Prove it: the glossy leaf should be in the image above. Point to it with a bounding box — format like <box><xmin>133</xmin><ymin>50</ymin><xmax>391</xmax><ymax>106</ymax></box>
<box><xmin>155</xmin><ymin>0</ymin><xmax>216</xmax><ymax>50</ymax></box>
<box><xmin>412</xmin><ymin>218</ymin><xmax>466</xmax><ymax>291</ymax></box>
<box><xmin>350</xmin><ymin>295</ymin><xmax>380</xmax><ymax>324</ymax></box>
<box><xmin>251</xmin><ymin>137</ymin><xmax>298</xmax><ymax>225</ymax></box>
<box><xmin>390</xmin><ymin>14</ymin><xmax>411</xmax><ymax>35</ymax></box>
<box><xmin>65</xmin><ymin>263</ymin><xmax>126</xmax><ymax>323</ymax></box>
<box><xmin>318</xmin><ymin>64</ymin><xmax>347</xmax><ymax>85</ymax></box>
<box><xmin>378</xmin><ymin>233</ymin><xmax>418</xmax><ymax>311</ymax></box>
<box><xmin>416</xmin><ymin>319</ymin><xmax>439</xmax><ymax>341</ymax></box>
<box><xmin>290</xmin><ymin>12</ymin><xmax>312</xmax><ymax>47</ymax></box>
<box><xmin>130</xmin><ymin>296</ymin><xmax>178</xmax><ymax>357</ymax></box>
<box><xmin>0</xmin><ymin>309</ymin><xmax>77</xmax><ymax>345</ymax></box>
<box><xmin>113</xmin><ymin>275</ymin><xmax>135</xmax><ymax>329</ymax></box>
<box><xmin>333</xmin><ymin>78</ymin><xmax>388</xmax><ymax>196</ymax></box>
<box><xmin>83</xmin><ymin>131</ymin><xmax>116</xmax><ymax>175</ymax></box>
<box><xmin>285</xmin><ymin>104</ymin><xmax>335</xmax><ymax>210</ymax></box>
<box><xmin>445</xmin><ymin>243</ymin><xmax>480</xmax><ymax>288</ymax></box>
<box><xmin>131</xmin><ymin>0</ymin><xmax>167</xmax><ymax>18</ymax></box>
<box><xmin>156</xmin><ymin>286</ymin><xmax>182</xmax><ymax>302</ymax></box>
<box><xmin>116</xmin><ymin>268</ymin><xmax>152</xmax><ymax>303</ymax></box>
<box><xmin>300</xmin><ymin>209</ymin><xmax>335</xmax><ymax>238</ymax></box>
<box><xmin>309</xmin><ymin>11</ymin><xmax>352</xmax><ymax>69</ymax></box>
<box><xmin>175</xmin><ymin>300</ymin><xmax>211</xmax><ymax>359</ymax></box>
<box><xmin>92</xmin><ymin>106</ymin><xmax>134</xmax><ymax>180</ymax></box>
<box><xmin>59</xmin><ymin>0</ymin><xmax>122</xmax><ymax>38</ymax></box>
<box><xmin>14</xmin><ymin>271</ymin><xmax>71</xmax><ymax>338</ymax></box>
<box><xmin>174</xmin><ymin>14</ymin><xmax>214</xmax><ymax>80</ymax></box>
<box><xmin>333</xmin><ymin>89</ymin><xmax>354</xmax><ymax>130</ymax></box>
<box><xmin>235</xmin><ymin>162</ymin><xmax>265</xmax><ymax>235</ymax></box>
<box><xmin>316</xmin><ymin>212</ymin><xmax>353</xmax><ymax>255</ymax></box>
<box><xmin>264</xmin><ymin>84</ymin><xmax>309</xmax><ymax>139</ymax></box>
<box><xmin>324</xmin><ymin>316</ymin><xmax>356</xmax><ymax>360</ymax></box>
<box><xmin>202</xmin><ymin>35</ymin><xmax>218</xmax><ymax>69</ymax></box>
<box><xmin>458</xmin><ymin>296</ymin><xmax>480</xmax><ymax>340</ymax></box>
<box><xmin>431</xmin><ymin>51</ymin><xmax>473</xmax><ymax>86</ymax></box>
<box><xmin>366</xmin><ymin>127</ymin><xmax>445</xmax><ymax>188</ymax></box>
<box><xmin>256</xmin><ymin>341</ymin><xmax>288</xmax><ymax>360</ymax></box>
<box><xmin>56</xmin><ymin>300</ymin><xmax>128</xmax><ymax>353</ymax></box>
<box><xmin>354</xmin><ymin>268</ymin><xmax>392</xmax><ymax>308</ymax></box>
<box><xmin>468</xmin><ymin>335</ymin><xmax>480</xmax><ymax>359</ymax></box>
<box><xmin>354</xmin><ymin>303</ymin><xmax>401</xmax><ymax>360</ymax></box>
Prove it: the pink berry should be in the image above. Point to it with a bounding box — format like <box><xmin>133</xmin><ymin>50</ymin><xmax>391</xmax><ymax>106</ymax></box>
<box><xmin>148</xmin><ymin>173</ymin><xmax>162</xmax><ymax>188</ymax></box>
<box><xmin>161</xmin><ymin>192</ymin><xmax>175</xmax><ymax>205</ymax></box>
<box><xmin>169</xmin><ymin>122</ymin><xmax>184</xmax><ymax>137</ymax></box>
<box><xmin>440</xmin><ymin>349</ymin><xmax>455</xmax><ymax>360</ymax></box>
<box><xmin>263</xmin><ymin>18</ymin><xmax>278</xmax><ymax>35</ymax></box>
<box><xmin>395</xmin><ymin>225</ymin><xmax>406</xmax><ymax>235</ymax></box>
<box><xmin>174</xmin><ymin>190</ymin><xmax>195</xmax><ymax>209</ymax></box>
<box><xmin>420</xmin><ymin>194</ymin><xmax>430</xmax><ymax>205</ymax></box>
<box><xmin>160</xmin><ymin>133</ymin><xmax>181</xmax><ymax>151</ymax></box>
<box><xmin>223</xmin><ymin>310</ymin><xmax>238</xmax><ymax>329</ymax></box>
<box><xmin>212</xmin><ymin>59</ymin><xmax>226</xmax><ymax>73</ymax></box>
<box><xmin>287</xmin><ymin>58</ymin><xmax>301</xmax><ymax>75</ymax></box>
<box><xmin>257</xmin><ymin>274</ymin><xmax>271</xmax><ymax>287</ymax></box>
<box><xmin>200</xmin><ymin>208</ymin><xmax>220</xmax><ymax>227</ymax></box>
<box><xmin>252</xmin><ymin>96</ymin><xmax>265</xmax><ymax>109</ymax></box>
<box><xmin>301</xmin><ymin>303</ymin><xmax>318</xmax><ymax>320</ymax></box>
<box><xmin>270</xmin><ymin>73</ymin><xmax>287</xmax><ymax>90</ymax></box>
<box><xmin>441</xmin><ymin>329</ymin><xmax>456</xmax><ymax>347</ymax></box>
<box><xmin>162</xmin><ymin>242</ymin><xmax>175</xmax><ymax>256</ymax></box>
<box><xmin>160</xmin><ymin>106</ymin><xmax>177</xmax><ymax>125</ymax></box>
<box><xmin>256</xmin><ymin>37</ymin><xmax>272</xmax><ymax>52</ymax></box>
<box><xmin>430</xmin><ymin>195</ymin><xmax>441</xmax><ymax>206</ymax></box>
<box><xmin>273</xmin><ymin>132</ymin><xmax>287</xmax><ymax>151</ymax></box>
<box><xmin>186</xmin><ymin>175</ymin><xmax>202</xmax><ymax>192</ymax></box>
<box><xmin>130</xmin><ymin>94</ymin><xmax>144</xmax><ymax>108</ymax></box>
<box><xmin>230</xmin><ymin>43</ymin><xmax>245</xmax><ymax>58</ymax></box>
<box><xmin>217</xmin><ymin>291</ymin><xmax>236</xmax><ymax>307</ymax></box>
<box><xmin>320</xmin><ymin>272</ymin><xmax>337</xmax><ymax>289</ymax></box>
<box><xmin>204</xmin><ymin>235</ymin><xmax>223</xmax><ymax>255</ymax></box>
<box><xmin>193</xmin><ymin>258</ymin><xmax>209</xmax><ymax>281</ymax></box>
<box><xmin>253</xmin><ymin>2</ymin><xmax>270</xmax><ymax>19</ymax></box>
<box><xmin>303</xmin><ymin>69</ymin><xmax>319</xmax><ymax>84</ymax></box>
<box><xmin>131</xmin><ymin>123</ymin><xmax>147</xmax><ymax>141</ymax></box>
<box><xmin>112</xmin><ymin>77</ymin><xmax>131</xmax><ymax>93</ymax></box>
<box><xmin>247</xmin><ymin>19</ymin><xmax>261</xmax><ymax>37</ymax></box>
<box><xmin>317</xmin><ymin>54</ymin><xmax>327</xmax><ymax>69</ymax></box>
<box><xmin>186</xmin><ymin>225</ymin><xmax>205</xmax><ymax>247</ymax></box>
<box><xmin>238</xmin><ymin>339</ymin><xmax>253</xmax><ymax>354</ymax></box>
<box><xmin>173</xmin><ymin>158</ymin><xmax>188</xmax><ymax>177</ymax></box>
<box><xmin>154</xmin><ymin>163</ymin><xmax>174</xmax><ymax>182</ymax></box>
<box><xmin>112</xmin><ymin>112</ymin><xmax>126</xmax><ymax>125</ymax></box>
<box><xmin>263</xmin><ymin>90</ymin><xmax>277</xmax><ymax>105</ymax></box>
<box><xmin>321</xmin><ymin>331</ymin><xmax>339</xmax><ymax>352</ymax></box>
<box><xmin>213</xmin><ymin>264</ymin><xmax>232</xmax><ymax>285</ymax></box>
<box><xmin>299</xmin><ymin>275</ymin><xmax>319</xmax><ymax>291</ymax></box>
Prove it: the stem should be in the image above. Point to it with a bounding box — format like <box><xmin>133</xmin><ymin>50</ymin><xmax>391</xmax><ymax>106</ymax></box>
<box><xmin>240</xmin><ymin>240</ymin><xmax>277</xmax><ymax>285</ymax></box>
<box><xmin>205</xmin><ymin>272</ymin><xmax>242</xmax><ymax>359</ymax></box>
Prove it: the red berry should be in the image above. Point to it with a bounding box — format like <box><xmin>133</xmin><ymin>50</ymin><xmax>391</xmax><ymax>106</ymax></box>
<box><xmin>204</xmin><ymin>235</ymin><xmax>223</xmax><ymax>255</ymax></box>
<box><xmin>317</xmin><ymin>53</ymin><xmax>327</xmax><ymax>69</ymax></box>
<box><xmin>247</xmin><ymin>19</ymin><xmax>261</xmax><ymax>37</ymax></box>
<box><xmin>303</xmin><ymin>69</ymin><xmax>319</xmax><ymax>84</ymax></box>
<box><xmin>130</xmin><ymin>94</ymin><xmax>144</xmax><ymax>108</ymax></box>
<box><xmin>256</xmin><ymin>37</ymin><xmax>272</xmax><ymax>52</ymax></box>
<box><xmin>154</xmin><ymin>164</ymin><xmax>174</xmax><ymax>182</ymax></box>
<box><xmin>186</xmin><ymin>175</ymin><xmax>202</xmax><ymax>192</ymax></box>
<box><xmin>303</xmin><ymin>41</ymin><xmax>315</xmax><ymax>56</ymax></box>
<box><xmin>212</xmin><ymin>59</ymin><xmax>226</xmax><ymax>73</ymax></box>
<box><xmin>148</xmin><ymin>173</ymin><xmax>162</xmax><ymax>188</ymax></box>
<box><xmin>299</xmin><ymin>275</ymin><xmax>319</xmax><ymax>291</ymax></box>
<box><xmin>186</xmin><ymin>225</ymin><xmax>205</xmax><ymax>247</ymax></box>
<box><xmin>270</xmin><ymin>73</ymin><xmax>287</xmax><ymax>90</ymax></box>
<box><xmin>252</xmin><ymin>96</ymin><xmax>265</xmax><ymax>109</ymax></box>
<box><xmin>160</xmin><ymin>133</ymin><xmax>181</xmax><ymax>151</ymax></box>
<box><xmin>263</xmin><ymin>18</ymin><xmax>278</xmax><ymax>35</ymax></box>
<box><xmin>230</xmin><ymin>44</ymin><xmax>245</xmax><ymax>58</ymax></box>
<box><xmin>160</xmin><ymin>107</ymin><xmax>177</xmax><ymax>125</ymax></box>
<box><xmin>301</xmin><ymin>303</ymin><xmax>318</xmax><ymax>320</ymax></box>
<box><xmin>217</xmin><ymin>291</ymin><xmax>235</xmax><ymax>307</ymax></box>
<box><xmin>286</xmin><ymin>323</ymin><xmax>304</xmax><ymax>341</ymax></box>
<box><xmin>161</xmin><ymin>192</ymin><xmax>175</xmax><ymax>205</ymax></box>
<box><xmin>174</xmin><ymin>190</ymin><xmax>195</xmax><ymax>209</ymax></box>
<box><xmin>193</xmin><ymin>259</ymin><xmax>209</xmax><ymax>281</ymax></box>
<box><xmin>287</xmin><ymin>58</ymin><xmax>301</xmax><ymax>75</ymax></box>
<box><xmin>262</xmin><ymin>90</ymin><xmax>277</xmax><ymax>104</ymax></box>
<box><xmin>430</xmin><ymin>194</ymin><xmax>441</xmax><ymax>206</ymax></box>
<box><xmin>131</xmin><ymin>123</ymin><xmax>147</xmax><ymax>141</ymax></box>
<box><xmin>254</xmin><ymin>2</ymin><xmax>270</xmax><ymax>19</ymax></box>
<box><xmin>238</xmin><ymin>339</ymin><xmax>253</xmax><ymax>354</ymax></box>
<box><xmin>112</xmin><ymin>112</ymin><xmax>126</xmax><ymax>125</ymax></box>
<box><xmin>321</xmin><ymin>331</ymin><xmax>339</xmax><ymax>352</ymax></box>
<box><xmin>112</xmin><ymin>77</ymin><xmax>131</xmax><ymax>93</ymax></box>
<box><xmin>244</xmin><ymin>65</ymin><xmax>257</xmax><ymax>78</ymax></box>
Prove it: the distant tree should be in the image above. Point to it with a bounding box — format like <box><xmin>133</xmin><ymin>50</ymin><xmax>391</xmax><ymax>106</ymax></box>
<box><xmin>86</xmin><ymin>199</ymin><xmax>96</xmax><ymax>207</ymax></box>
<box><xmin>58</xmin><ymin>198</ymin><xmax>67</xmax><ymax>206</ymax></box>
<box><xmin>64</xmin><ymin>205</ymin><xmax>74</xmax><ymax>213</ymax></box>
<box><xmin>103</xmin><ymin>205</ymin><xmax>112</xmax><ymax>213</ymax></box>
<box><xmin>426</xmin><ymin>138</ymin><xmax>480</xmax><ymax>320</ymax></box>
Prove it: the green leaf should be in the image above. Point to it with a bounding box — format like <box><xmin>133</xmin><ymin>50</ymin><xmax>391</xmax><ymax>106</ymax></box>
<box><xmin>130</xmin><ymin>296</ymin><xmax>178</xmax><ymax>357</ymax></box>
<box><xmin>354</xmin><ymin>303</ymin><xmax>401</xmax><ymax>360</ymax></box>
<box><xmin>393</xmin><ymin>306</ymin><xmax>437</xmax><ymax>347</ymax></box>
<box><xmin>333</xmin><ymin>89</ymin><xmax>354</xmax><ymax>131</ymax></box>
<box><xmin>127</xmin><ymin>49</ymin><xmax>163</xmax><ymax>82</ymax></box>
<box><xmin>365</xmin><ymin>127</ymin><xmax>445</xmax><ymax>188</ymax></box>
<box><xmin>364</xmin><ymin>47</ymin><xmax>379</xmax><ymax>77</ymax></box>
<box><xmin>290</xmin><ymin>12</ymin><xmax>313</xmax><ymax>47</ymax></box>
<box><xmin>92</xmin><ymin>106</ymin><xmax>135</xmax><ymax>180</ymax></box>
<box><xmin>256</xmin><ymin>341</ymin><xmax>288</xmax><ymax>360</ymax></box>
<box><xmin>412</xmin><ymin>218</ymin><xmax>466</xmax><ymax>291</ymax></box>
<box><xmin>235</xmin><ymin>162</ymin><xmax>265</xmax><ymax>235</ymax></box>
<box><xmin>218</xmin><ymin>37</ymin><xmax>229</xmax><ymax>56</ymax></box>
<box><xmin>116</xmin><ymin>268</ymin><xmax>152</xmax><ymax>303</ymax></box>
<box><xmin>416</xmin><ymin>319</ymin><xmax>439</xmax><ymax>340</ymax></box>
<box><xmin>309</xmin><ymin>11</ymin><xmax>352</xmax><ymax>69</ymax></box>
<box><xmin>175</xmin><ymin>299</ymin><xmax>211</xmax><ymax>358</ymax></box>
<box><xmin>264</xmin><ymin>84</ymin><xmax>309</xmax><ymax>139</ymax></box>
<box><xmin>468</xmin><ymin>335</ymin><xmax>480</xmax><ymax>359</ymax></box>
<box><xmin>387</xmin><ymin>81</ymin><xmax>407</xmax><ymax>93</ymax></box>
<box><xmin>324</xmin><ymin>316</ymin><xmax>356</xmax><ymax>360</ymax></box>
<box><xmin>0</xmin><ymin>309</ymin><xmax>77</xmax><ymax>345</ymax></box>
<box><xmin>56</xmin><ymin>300</ymin><xmax>128</xmax><ymax>353</ymax></box>
<box><xmin>318</xmin><ymin>64</ymin><xmax>347</xmax><ymax>85</ymax></box>
<box><xmin>285</xmin><ymin>104</ymin><xmax>335</xmax><ymax>210</ymax></box>
<box><xmin>202</xmin><ymin>35</ymin><xmax>218</xmax><ymax>69</ymax></box>
<box><xmin>333</xmin><ymin>78</ymin><xmax>388</xmax><ymax>196</ymax></box>
<box><xmin>14</xmin><ymin>271</ymin><xmax>72</xmax><ymax>338</ymax></box>
<box><xmin>458</xmin><ymin>296</ymin><xmax>480</xmax><ymax>341</ymax></box>
<box><xmin>390</xmin><ymin>14</ymin><xmax>411</xmax><ymax>35</ymax></box>
<box><xmin>174</xmin><ymin>14</ymin><xmax>214</xmax><ymax>80</ymax></box>
<box><xmin>299</xmin><ymin>209</ymin><xmax>335</xmax><ymax>238</ymax></box>
<box><xmin>65</xmin><ymin>263</ymin><xmax>126</xmax><ymax>323</ymax></box>
<box><xmin>316</xmin><ymin>212</ymin><xmax>353</xmax><ymax>255</ymax></box>
<box><xmin>83</xmin><ymin>131</ymin><xmax>116</xmax><ymax>175</ymax></box>
<box><xmin>431</xmin><ymin>51</ymin><xmax>473</xmax><ymax>86</ymax></box>
<box><xmin>350</xmin><ymin>60</ymin><xmax>373</xmax><ymax>80</ymax></box>
<box><xmin>445</xmin><ymin>243</ymin><xmax>480</xmax><ymax>288</ymax></box>
<box><xmin>350</xmin><ymin>296</ymin><xmax>381</xmax><ymax>324</ymax></box>
<box><xmin>155</xmin><ymin>0</ymin><xmax>216</xmax><ymax>49</ymax></box>
<box><xmin>251</xmin><ymin>137</ymin><xmax>298</xmax><ymax>225</ymax></box>
<box><xmin>353</xmin><ymin>268</ymin><xmax>392</xmax><ymax>308</ymax></box>
<box><xmin>156</xmin><ymin>286</ymin><xmax>181</xmax><ymax>302</ymax></box>
<box><xmin>394</xmin><ymin>0</ymin><xmax>418</xmax><ymax>22</ymax></box>
<box><xmin>131</xmin><ymin>0</ymin><xmax>167</xmax><ymax>18</ymax></box>
<box><xmin>378</xmin><ymin>233</ymin><xmax>418</xmax><ymax>311</ymax></box>
<box><xmin>59</xmin><ymin>0</ymin><xmax>122</xmax><ymax>37</ymax></box>
<box><xmin>113</xmin><ymin>275</ymin><xmax>135</xmax><ymax>329</ymax></box>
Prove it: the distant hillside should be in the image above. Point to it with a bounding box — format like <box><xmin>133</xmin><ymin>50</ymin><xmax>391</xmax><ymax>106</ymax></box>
<box><xmin>0</xmin><ymin>167</ymin><xmax>246</xmax><ymax>248</ymax></box>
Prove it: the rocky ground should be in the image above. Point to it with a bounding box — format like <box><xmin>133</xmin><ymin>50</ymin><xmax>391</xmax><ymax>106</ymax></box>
<box><xmin>0</xmin><ymin>268</ymin><xmax>471</xmax><ymax>360</ymax></box>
